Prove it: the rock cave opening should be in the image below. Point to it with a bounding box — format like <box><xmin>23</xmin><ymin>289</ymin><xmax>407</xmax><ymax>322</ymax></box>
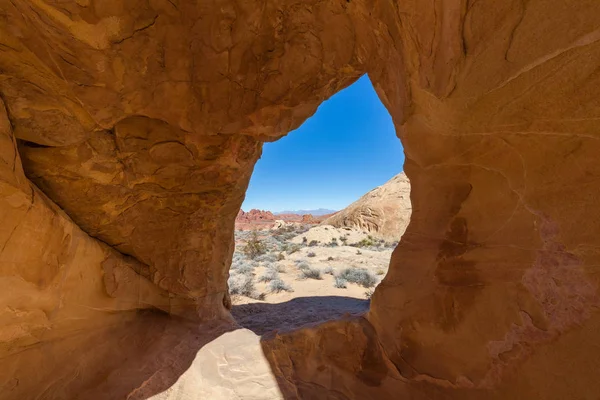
<box><xmin>229</xmin><ymin>75</ymin><xmax>411</xmax><ymax>335</ymax></box>
<box><xmin>2</xmin><ymin>1</ymin><xmax>600</xmax><ymax>398</ymax></box>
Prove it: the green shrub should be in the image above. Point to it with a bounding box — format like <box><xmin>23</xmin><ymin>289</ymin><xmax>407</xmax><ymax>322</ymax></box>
<box><xmin>242</xmin><ymin>231</ymin><xmax>267</xmax><ymax>259</ymax></box>
<box><xmin>352</xmin><ymin>237</ymin><xmax>376</xmax><ymax>248</ymax></box>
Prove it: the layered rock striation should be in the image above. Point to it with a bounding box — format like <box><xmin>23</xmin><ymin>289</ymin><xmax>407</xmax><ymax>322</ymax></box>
<box><xmin>1</xmin><ymin>0</ymin><xmax>600</xmax><ymax>399</ymax></box>
<box><xmin>322</xmin><ymin>172</ymin><xmax>411</xmax><ymax>241</ymax></box>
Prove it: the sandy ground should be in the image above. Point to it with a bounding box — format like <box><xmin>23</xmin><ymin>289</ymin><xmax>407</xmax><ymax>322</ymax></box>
<box><xmin>230</xmin><ymin>225</ymin><xmax>393</xmax><ymax>334</ymax></box>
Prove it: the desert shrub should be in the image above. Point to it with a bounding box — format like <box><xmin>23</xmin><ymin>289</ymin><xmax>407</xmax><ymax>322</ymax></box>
<box><xmin>356</xmin><ymin>250</ymin><xmax>362</xmax><ymax>255</ymax></box>
<box><xmin>234</xmin><ymin>230</ymin><xmax>251</xmax><ymax>241</ymax></box>
<box><xmin>258</xmin><ymin>269</ymin><xmax>279</xmax><ymax>283</ymax></box>
<box><xmin>338</xmin><ymin>267</ymin><xmax>377</xmax><ymax>288</ymax></box>
<box><xmin>352</xmin><ymin>236</ymin><xmax>377</xmax><ymax>248</ymax></box>
<box><xmin>302</xmin><ymin>236</ymin><xmax>308</xmax><ymax>244</ymax></box>
<box><xmin>269</xmin><ymin>278</ymin><xmax>293</xmax><ymax>293</ymax></box>
<box><xmin>339</xmin><ymin>236</ymin><xmax>348</xmax><ymax>244</ymax></box>
<box><xmin>232</xmin><ymin>252</ymin><xmax>245</xmax><ymax>263</ymax></box>
<box><xmin>307</xmin><ymin>251</ymin><xmax>316</xmax><ymax>258</ymax></box>
<box><xmin>334</xmin><ymin>277</ymin><xmax>347</xmax><ymax>288</ymax></box>
<box><xmin>295</xmin><ymin>261</ymin><xmax>310</xmax><ymax>271</ymax></box>
<box><xmin>272</xmin><ymin>262</ymin><xmax>286</xmax><ymax>273</ymax></box>
<box><xmin>308</xmin><ymin>240</ymin><xmax>319</xmax><ymax>247</ymax></box>
<box><xmin>376</xmin><ymin>268</ymin><xmax>386</xmax><ymax>276</ymax></box>
<box><xmin>242</xmin><ymin>231</ymin><xmax>267</xmax><ymax>259</ymax></box>
<box><xmin>364</xmin><ymin>288</ymin><xmax>374</xmax><ymax>299</ymax></box>
<box><xmin>323</xmin><ymin>266</ymin><xmax>334</xmax><ymax>275</ymax></box>
<box><xmin>228</xmin><ymin>274</ymin><xmax>256</xmax><ymax>297</ymax></box>
<box><xmin>264</xmin><ymin>262</ymin><xmax>286</xmax><ymax>273</ymax></box>
<box><xmin>231</xmin><ymin>259</ymin><xmax>257</xmax><ymax>275</ymax></box>
<box><xmin>277</xmin><ymin>253</ymin><xmax>285</xmax><ymax>261</ymax></box>
<box><xmin>287</xmin><ymin>244</ymin><xmax>302</xmax><ymax>254</ymax></box>
<box><xmin>299</xmin><ymin>267</ymin><xmax>322</xmax><ymax>280</ymax></box>
<box><xmin>255</xmin><ymin>252</ymin><xmax>278</xmax><ymax>263</ymax></box>
<box><xmin>272</xmin><ymin>224</ymin><xmax>308</xmax><ymax>238</ymax></box>
<box><xmin>327</xmin><ymin>256</ymin><xmax>334</xmax><ymax>261</ymax></box>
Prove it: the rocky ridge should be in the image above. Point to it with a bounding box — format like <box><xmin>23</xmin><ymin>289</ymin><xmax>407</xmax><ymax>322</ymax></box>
<box><xmin>322</xmin><ymin>172</ymin><xmax>411</xmax><ymax>241</ymax></box>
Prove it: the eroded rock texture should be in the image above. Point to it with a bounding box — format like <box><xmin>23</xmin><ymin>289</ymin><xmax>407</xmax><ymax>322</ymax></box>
<box><xmin>322</xmin><ymin>172</ymin><xmax>411</xmax><ymax>240</ymax></box>
<box><xmin>1</xmin><ymin>0</ymin><xmax>599</xmax><ymax>398</ymax></box>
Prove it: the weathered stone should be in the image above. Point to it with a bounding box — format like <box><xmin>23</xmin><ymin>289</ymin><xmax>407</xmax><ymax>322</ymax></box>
<box><xmin>0</xmin><ymin>0</ymin><xmax>599</xmax><ymax>399</ymax></box>
<box><xmin>323</xmin><ymin>172</ymin><xmax>411</xmax><ymax>240</ymax></box>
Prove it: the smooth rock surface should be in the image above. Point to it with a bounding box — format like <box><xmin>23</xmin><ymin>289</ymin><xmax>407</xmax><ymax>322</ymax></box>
<box><xmin>322</xmin><ymin>172</ymin><xmax>411</xmax><ymax>240</ymax></box>
<box><xmin>1</xmin><ymin>0</ymin><xmax>599</xmax><ymax>399</ymax></box>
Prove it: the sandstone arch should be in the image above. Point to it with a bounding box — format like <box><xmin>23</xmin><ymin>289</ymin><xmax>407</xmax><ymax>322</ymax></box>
<box><xmin>1</xmin><ymin>0</ymin><xmax>600</xmax><ymax>398</ymax></box>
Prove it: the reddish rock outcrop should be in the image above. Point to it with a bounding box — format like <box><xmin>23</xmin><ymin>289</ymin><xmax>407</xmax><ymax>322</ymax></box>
<box><xmin>1</xmin><ymin>0</ymin><xmax>600</xmax><ymax>399</ymax></box>
<box><xmin>235</xmin><ymin>208</ymin><xmax>277</xmax><ymax>229</ymax></box>
<box><xmin>237</xmin><ymin>209</ymin><xmax>276</xmax><ymax>222</ymax></box>
<box><xmin>235</xmin><ymin>209</ymin><xmax>322</xmax><ymax>229</ymax></box>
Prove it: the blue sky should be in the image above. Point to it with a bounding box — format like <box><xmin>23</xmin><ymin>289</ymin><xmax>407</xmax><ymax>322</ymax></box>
<box><xmin>242</xmin><ymin>75</ymin><xmax>404</xmax><ymax>212</ymax></box>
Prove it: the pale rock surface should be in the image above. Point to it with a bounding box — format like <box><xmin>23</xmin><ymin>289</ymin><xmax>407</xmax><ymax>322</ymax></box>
<box><xmin>148</xmin><ymin>329</ymin><xmax>284</xmax><ymax>400</ymax></box>
<box><xmin>323</xmin><ymin>172</ymin><xmax>411</xmax><ymax>240</ymax></box>
<box><xmin>271</xmin><ymin>220</ymin><xmax>291</xmax><ymax>230</ymax></box>
<box><xmin>290</xmin><ymin>225</ymin><xmax>377</xmax><ymax>246</ymax></box>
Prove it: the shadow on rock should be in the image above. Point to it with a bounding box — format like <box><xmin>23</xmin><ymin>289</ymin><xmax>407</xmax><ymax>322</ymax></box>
<box><xmin>232</xmin><ymin>296</ymin><xmax>369</xmax><ymax>336</ymax></box>
<box><xmin>1</xmin><ymin>309</ymin><xmax>236</xmax><ymax>400</ymax></box>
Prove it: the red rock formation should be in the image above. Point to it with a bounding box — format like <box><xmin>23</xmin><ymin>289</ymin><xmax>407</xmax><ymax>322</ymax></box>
<box><xmin>235</xmin><ymin>209</ymin><xmax>277</xmax><ymax>230</ymax></box>
<box><xmin>1</xmin><ymin>0</ymin><xmax>599</xmax><ymax>399</ymax></box>
<box><xmin>235</xmin><ymin>209</ymin><xmax>321</xmax><ymax>229</ymax></box>
<box><xmin>236</xmin><ymin>209</ymin><xmax>276</xmax><ymax>222</ymax></box>
<box><xmin>300</xmin><ymin>214</ymin><xmax>316</xmax><ymax>224</ymax></box>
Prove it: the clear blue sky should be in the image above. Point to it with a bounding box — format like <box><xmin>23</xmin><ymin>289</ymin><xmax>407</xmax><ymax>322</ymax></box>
<box><xmin>242</xmin><ymin>75</ymin><xmax>404</xmax><ymax>212</ymax></box>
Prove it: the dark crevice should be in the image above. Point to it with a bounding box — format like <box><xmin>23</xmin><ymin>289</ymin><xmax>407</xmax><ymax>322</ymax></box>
<box><xmin>16</xmin><ymin>139</ymin><xmax>52</xmax><ymax>149</ymax></box>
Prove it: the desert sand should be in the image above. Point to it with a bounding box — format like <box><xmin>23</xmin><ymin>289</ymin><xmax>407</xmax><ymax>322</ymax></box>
<box><xmin>230</xmin><ymin>225</ymin><xmax>393</xmax><ymax>334</ymax></box>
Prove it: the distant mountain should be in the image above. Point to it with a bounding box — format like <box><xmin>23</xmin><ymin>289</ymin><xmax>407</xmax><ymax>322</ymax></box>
<box><xmin>274</xmin><ymin>208</ymin><xmax>337</xmax><ymax>216</ymax></box>
<box><xmin>322</xmin><ymin>173</ymin><xmax>411</xmax><ymax>240</ymax></box>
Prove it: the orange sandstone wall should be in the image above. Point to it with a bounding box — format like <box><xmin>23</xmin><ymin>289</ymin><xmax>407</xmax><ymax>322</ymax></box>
<box><xmin>0</xmin><ymin>0</ymin><xmax>599</xmax><ymax>398</ymax></box>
